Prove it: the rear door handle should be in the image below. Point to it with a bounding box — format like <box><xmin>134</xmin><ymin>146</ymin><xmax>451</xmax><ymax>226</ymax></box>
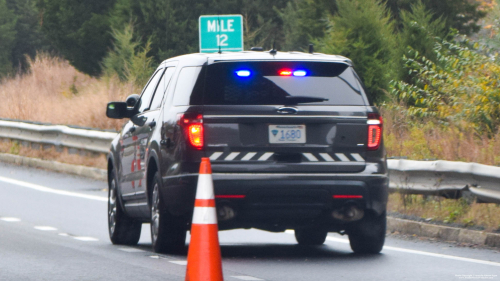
<box><xmin>148</xmin><ymin>121</ymin><xmax>156</xmax><ymax>129</ymax></box>
<box><xmin>160</xmin><ymin>138</ymin><xmax>172</xmax><ymax>147</ymax></box>
<box><xmin>128</xmin><ymin>127</ymin><xmax>136</xmax><ymax>133</ymax></box>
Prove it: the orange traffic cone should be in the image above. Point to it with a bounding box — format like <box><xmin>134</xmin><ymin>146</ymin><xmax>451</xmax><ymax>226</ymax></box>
<box><xmin>185</xmin><ymin>158</ymin><xmax>223</xmax><ymax>281</ymax></box>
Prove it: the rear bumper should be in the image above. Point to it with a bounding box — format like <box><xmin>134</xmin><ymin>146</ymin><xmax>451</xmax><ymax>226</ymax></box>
<box><xmin>162</xmin><ymin>172</ymin><xmax>388</xmax><ymax>231</ymax></box>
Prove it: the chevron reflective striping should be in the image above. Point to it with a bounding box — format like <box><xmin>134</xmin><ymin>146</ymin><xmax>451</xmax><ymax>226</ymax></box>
<box><xmin>351</xmin><ymin>153</ymin><xmax>365</xmax><ymax>162</ymax></box>
<box><xmin>241</xmin><ymin>152</ymin><xmax>257</xmax><ymax>161</ymax></box>
<box><xmin>335</xmin><ymin>153</ymin><xmax>350</xmax><ymax>162</ymax></box>
<box><xmin>209</xmin><ymin>152</ymin><xmax>223</xmax><ymax>161</ymax></box>
<box><xmin>302</xmin><ymin>153</ymin><xmax>318</xmax><ymax>162</ymax></box>
<box><xmin>319</xmin><ymin>153</ymin><xmax>335</xmax><ymax>162</ymax></box>
<box><xmin>258</xmin><ymin>152</ymin><xmax>274</xmax><ymax>161</ymax></box>
<box><xmin>225</xmin><ymin>152</ymin><xmax>240</xmax><ymax>161</ymax></box>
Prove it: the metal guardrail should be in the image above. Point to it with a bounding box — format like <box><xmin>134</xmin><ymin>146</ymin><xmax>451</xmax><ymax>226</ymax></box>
<box><xmin>0</xmin><ymin>119</ymin><xmax>117</xmax><ymax>154</ymax></box>
<box><xmin>388</xmin><ymin>159</ymin><xmax>500</xmax><ymax>204</ymax></box>
<box><xmin>0</xmin><ymin>119</ymin><xmax>499</xmax><ymax>203</ymax></box>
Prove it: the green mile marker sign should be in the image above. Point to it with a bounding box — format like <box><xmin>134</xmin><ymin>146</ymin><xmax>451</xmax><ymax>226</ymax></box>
<box><xmin>199</xmin><ymin>15</ymin><xmax>243</xmax><ymax>53</ymax></box>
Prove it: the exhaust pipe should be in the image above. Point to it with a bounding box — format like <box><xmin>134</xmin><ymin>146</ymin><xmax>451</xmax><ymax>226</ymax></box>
<box><xmin>332</xmin><ymin>204</ymin><xmax>364</xmax><ymax>222</ymax></box>
<box><xmin>217</xmin><ymin>204</ymin><xmax>236</xmax><ymax>221</ymax></box>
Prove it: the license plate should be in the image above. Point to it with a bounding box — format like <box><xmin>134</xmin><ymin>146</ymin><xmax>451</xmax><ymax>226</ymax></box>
<box><xmin>269</xmin><ymin>125</ymin><xmax>306</xmax><ymax>144</ymax></box>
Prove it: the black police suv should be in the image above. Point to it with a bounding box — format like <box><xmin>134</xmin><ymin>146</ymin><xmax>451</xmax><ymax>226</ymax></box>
<box><xmin>106</xmin><ymin>51</ymin><xmax>388</xmax><ymax>254</ymax></box>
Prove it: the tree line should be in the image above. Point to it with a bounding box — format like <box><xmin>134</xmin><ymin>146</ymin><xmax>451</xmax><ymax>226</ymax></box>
<box><xmin>0</xmin><ymin>0</ymin><xmax>490</xmax><ymax>102</ymax></box>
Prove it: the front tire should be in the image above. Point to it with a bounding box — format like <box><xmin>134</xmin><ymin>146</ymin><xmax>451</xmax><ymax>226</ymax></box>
<box><xmin>348</xmin><ymin>211</ymin><xmax>386</xmax><ymax>254</ymax></box>
<box><xmin>108</xmin><ymin>168</ymin><xmax>142</xmax><ymax>245</ymax></box>
<box><xmin>150</xmin><ymin>172</ymin><xmax>187</xmax><ymax>253</ymax></box>
<box><xmin>294</xmin><ymin>228</ymin><xmax>328</xmax><ymax>246</ymax></box>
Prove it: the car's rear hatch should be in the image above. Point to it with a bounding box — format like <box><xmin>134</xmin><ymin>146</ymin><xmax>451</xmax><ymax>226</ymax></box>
<box><xmin>200</xmin><ymin>60</ymin><xmax>370</xmax><ymax>173</ymax></box>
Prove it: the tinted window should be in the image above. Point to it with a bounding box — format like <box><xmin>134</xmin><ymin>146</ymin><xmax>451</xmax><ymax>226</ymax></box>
<box><xmin>138</xmin><ymin>69</ymin><xmax>164</xmax><ymax>112</ymax></box>
<box><xmin>203</xmin><ymin>62</ymin><xmax>366</xmax><ymax>106</ymax></box>
<box><xmin>173</xmin><ymin>67</ymin><xmax>202</xmax><ymax>106</ymax></box>
<box><xmin>150</xmin><ymin>67</ymin><xmax>176</xmax><ymax>110</ymax></box>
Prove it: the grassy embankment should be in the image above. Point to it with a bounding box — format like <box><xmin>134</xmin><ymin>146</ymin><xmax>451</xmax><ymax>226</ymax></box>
<box><xmin>0</xmin><ymin>54</ymin><xmax>498</xmax><ymax>232</ymax></box>
<box><xmin>0</xmin><ymin>54</ymin><xmax>137</xmax><ymax>169</ymax></box>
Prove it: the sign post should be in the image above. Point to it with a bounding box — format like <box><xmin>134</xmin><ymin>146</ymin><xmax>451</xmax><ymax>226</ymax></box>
<box><xmin>199</xmin><ymin>15</ymin><xmax>243</xmax><ymax>53</ymax></box>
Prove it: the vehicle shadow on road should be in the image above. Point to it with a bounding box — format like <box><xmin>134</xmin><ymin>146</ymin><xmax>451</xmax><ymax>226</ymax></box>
<box><xmin>133</xmin><ymin>243</ymin><xmax>385</xmax><ymax>262</ymax></box>
<box><xmin>219</xmin><ymin>244</ymin><xmax>385</xmax><ymax>261</ymax></box>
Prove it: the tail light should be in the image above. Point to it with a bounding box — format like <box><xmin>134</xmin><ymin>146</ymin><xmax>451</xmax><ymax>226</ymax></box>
<box><xmin>367</xmin><ymin>113</ymin><xmax>383</xmax><ymax>151</ymax></box>
<box><xmin>177</xmin><ymin>113</ymin><xmax>204</xmax><ymax>149</ymax></box>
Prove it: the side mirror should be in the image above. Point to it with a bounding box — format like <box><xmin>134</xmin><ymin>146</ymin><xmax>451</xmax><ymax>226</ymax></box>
<box><xmin>106</xmin><ymin>102</ymin><xmax>136</xmax><ymax>119</ymax></box>
<box><xmin>126</xmin><ymin>94</ymin><xmax>140</xmax><ymax>107</ymax></box>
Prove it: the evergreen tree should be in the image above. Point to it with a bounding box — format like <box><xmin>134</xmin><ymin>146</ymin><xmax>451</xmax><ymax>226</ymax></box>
<box><xmin>39</xmin><ymin>0</ymin><xmax>116</xmax><ymax>75</ymax></box>
<box><xmin>6</xmin><ymin>0</ymin><xmax>53</xmax><ymax>72</ymax></box>
<box><xmin>109</xmin><ymin>0</ymin><xmax>289</xmax><ymax>63</ymax></box>
<box><xmin>317</xmin><ymin>0</ymin><xmax>396</xmax><ymax>102</ymax></box>
<box><xmin>101</xmin><ymin>23</ymin><xmax>154</xmax><ymax>86</ymax></box>
<box><xmin>386</xmin><ymin>0</ymin><xmax>486</xmax><ymax>35</ymax></box>
<box><xmin>278</xmin><ymin>0</ymin><xmax>335</xmax><ymax>51</ymax></box>
<box><xmin>397</xmin><ymin>1</ymin><xmax>447</xmax><ymax>81</ymax></box>
<box><xmin>0</xmin><ymin>0</ymin><xmax>17</xmax><ymax>77</ymax></box>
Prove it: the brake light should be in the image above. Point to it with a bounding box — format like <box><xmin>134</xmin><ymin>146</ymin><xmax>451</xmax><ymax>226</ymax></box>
<box><xmin>188</xmin><ymin>124</ymin><xmax>203</xmax><ymax>148</ymax></box>
<box><xmin>177</xmin><ymin>113</ymin><xmax>204</xmax><ymax>149</ymax></box>
<box><xmin>367</xmin><ymin>113</ymin><xmax>383</xmax><ymax>151</ymax></box>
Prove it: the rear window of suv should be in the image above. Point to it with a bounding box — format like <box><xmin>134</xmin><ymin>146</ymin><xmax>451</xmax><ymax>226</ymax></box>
<box><xmin>196</xmin><ymin>61</ymin><xmax>366</xmax><ymax>106</ymax></box>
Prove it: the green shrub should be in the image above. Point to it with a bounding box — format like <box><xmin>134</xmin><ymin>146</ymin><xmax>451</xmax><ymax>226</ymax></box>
<box><xmin>390</xmin><ymin>39</ymin><xmax>500</xmax><ymax>135</ymax></box>
<box><xmin>317</xmin><ymin>0</ymin><xmax>397</xmax><ymax>103</ymax></box>
<box><xmin>101</xmin><ymin>23</ymin><xmax>154</xmax><ymax>86</ymax></box>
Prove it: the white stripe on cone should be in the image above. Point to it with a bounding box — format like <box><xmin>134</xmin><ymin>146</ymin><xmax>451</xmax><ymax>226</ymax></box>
<box><xmin>192</xmin><ymin>207</ymin><xmax>218</xmax><ymax>224</ymax></box>
<box><xmin>195</xmin><ymin>174</ymin><xmax>214</xmax><ymax>199</ymax></box>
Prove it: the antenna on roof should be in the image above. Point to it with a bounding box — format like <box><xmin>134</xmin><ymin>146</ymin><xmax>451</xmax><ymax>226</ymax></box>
<box><xmin>309</xmin><ymin>44</ymin><xmax>314</xmax><ymax>54</ymax></box>
<box><xmin>269</xmin><ymin>33</ymin><xmax>277</xmax><ymax>56</ymax></box>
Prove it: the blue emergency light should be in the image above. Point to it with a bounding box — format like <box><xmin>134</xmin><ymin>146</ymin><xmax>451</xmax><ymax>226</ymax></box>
<box><xmin>236</xmin><ymin>70</ymin><xmax>251</xmax><ymax>77</ymax></box>
<box><xmin>293</xmin><ymin>70</ymin><xmax>307</xmax><ymax>77</ymax></box>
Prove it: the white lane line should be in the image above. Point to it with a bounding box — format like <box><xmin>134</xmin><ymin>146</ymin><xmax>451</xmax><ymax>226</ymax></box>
<box><xmin>73</xmin><ymin>236</ymin><xmax>99</xmax><ymax>242</ymax></box>
<box><xmin>231</xmin><ymin>276</ymin><xmax>264</xmax><ymax>280</ymax></box>
<box><xmin>286</xmin><ymin>231</ymin><xmax>500</xmax><ymax>267</ymax></box>
<box><xmin>118</xmin><ymin>248</ymin><xmax>145</xmax><ymax>253</ymax></box>
<box><xmin>326</xmin><ymin>235</ymin><xmax>500</xmax><ymax>267</ymax></box>
<box><xmin>169</xmin><ymin>261</ymin><xmax>187</xmax><ymax>266</ymax></box>
<box><xmin>149</xmin><ymin>255</ymin><xmax>161</xmax><ymax>259</ymax></box>
<box><xmin>0</xmin><ymin>176</ymin><xmax>107</xmax><ymax>202</ymax></box>
<box><xmin>0</xmin><ymin>217</ymin><xmax>21</xmax><ymax>222</ymax></box>
<box><xmin>34</xmin><ymin>226</ymin><xmax>57</xmax><ymax>231</ymax></box>
<box><xmin>58</xmin><ymin>233</ymin><xmax>70</xmax><ymax>237</ymax></box>
<box><xmin>383</xmin><ymin>245</ymin><xmax>500</xmax><ymax>267</ymax></box>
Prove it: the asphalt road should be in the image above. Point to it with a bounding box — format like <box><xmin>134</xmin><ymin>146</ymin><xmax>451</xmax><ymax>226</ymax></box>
<box><xmin>0</xmin><ymin>161</ymin><xmax>499</xmax><ymax>281</ymax></box>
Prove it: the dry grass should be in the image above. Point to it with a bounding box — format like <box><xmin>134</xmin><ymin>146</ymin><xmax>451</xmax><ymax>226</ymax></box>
<box><xmin>0</xmin><ymin>53</ymin><xmax>137</xmax><ymax>131</ymax></box>
<box><xmin>382</xmin><ymin>107</ymin><xmax>500</xmax><ymax>166</ymax></box>
<box><xmin>388</xmin><ymin>193</ymin><xmax>500</xmax><ymax>232</ymax></box>
<box><xmin>0</xmin><ymin>140</ymin><xmax>107</xmax><ymax>169</ymax></box>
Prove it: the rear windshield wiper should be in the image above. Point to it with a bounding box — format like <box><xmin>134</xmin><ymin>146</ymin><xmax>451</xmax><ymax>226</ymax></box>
<box><xmin>284</xmin><ymin>96</ymin><xmax>329</xmax><ymax>105</ymax></box>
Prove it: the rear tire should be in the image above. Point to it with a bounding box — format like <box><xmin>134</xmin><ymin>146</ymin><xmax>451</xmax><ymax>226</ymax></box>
<box><xmin>108</xmin><ymin>168</ymin><xmax>142</xmax><ymax>245</ymax></box>
<box><xmin>348</xmin><ymin>211</ymin><xmax>386</xmax><ymax>254</ymax></box>
<box><xmin>294</xmin><ymin>228</ymin><xmax>328</xmax><ymax>245</ymax></box>
<box><xmin>150</xmin><ymin>172</ymin><xmax>187</xmax><ymax>253</ymax></box>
